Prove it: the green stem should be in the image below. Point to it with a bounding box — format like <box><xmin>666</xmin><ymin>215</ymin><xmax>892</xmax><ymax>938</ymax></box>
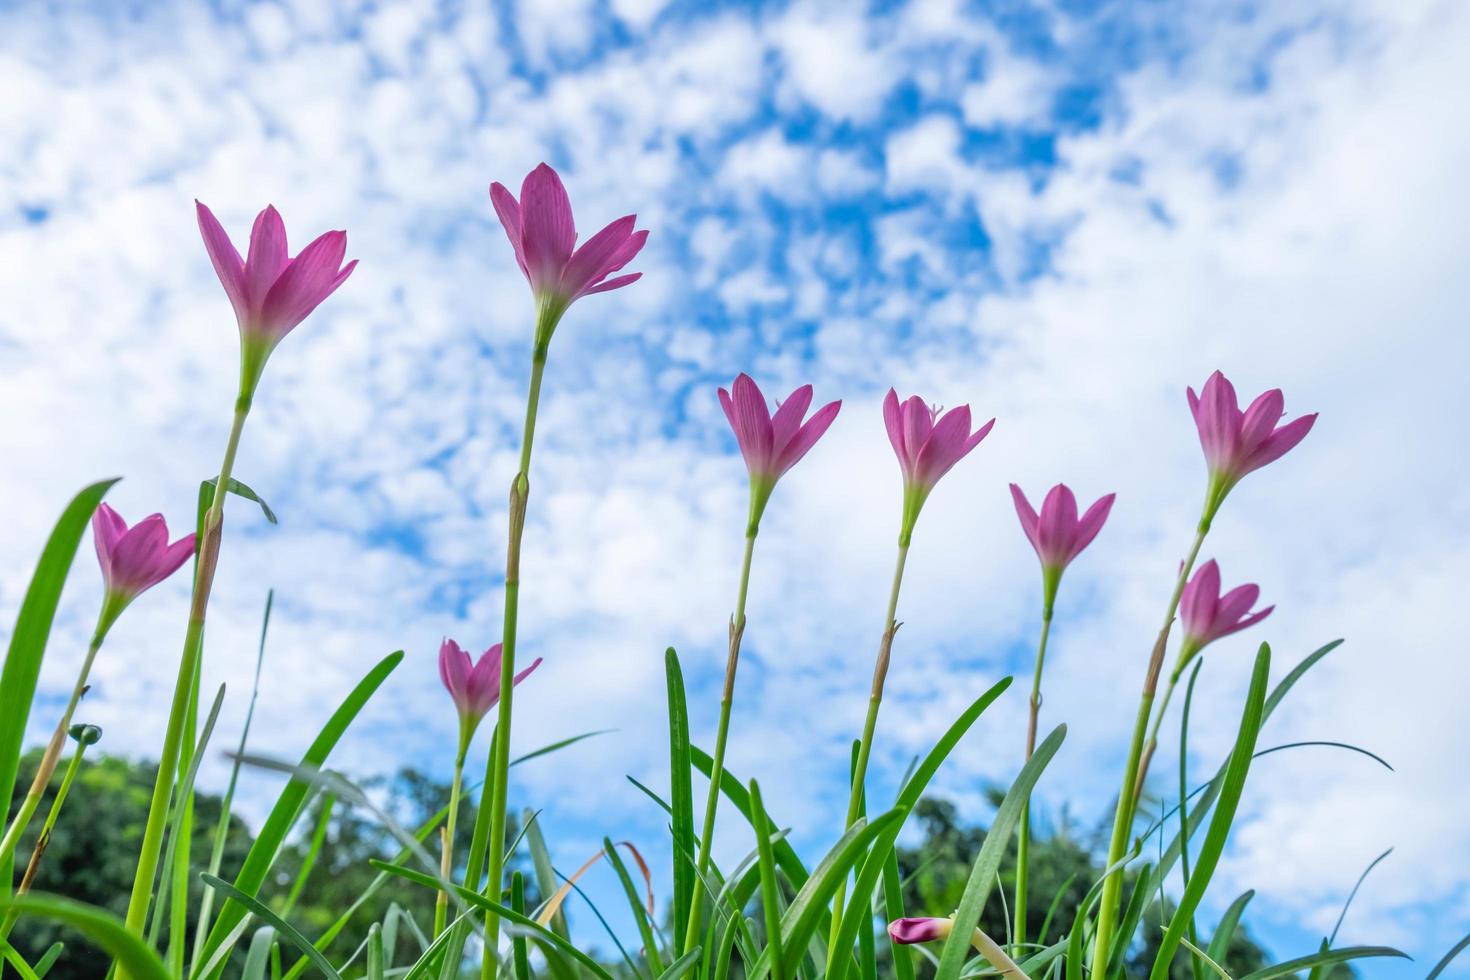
<box><xmin>681</xmin><ymin>529</ymin><xmax>759</xmax><ymax>955</ymax></box>
<box><xmin>1013</xmin><ymin>605</ymin><xmax>1054</xmax><ymax>952</ymax></box>
<box><xmin>1090</xmin><ymin>514</ymin><xmax>1210</xmax><ymax>975</ymax></box>
<box><xmin>121</xmin><ymin>396</ymin><xmax>250</xmax><ymax>960</ymax></box>
<box><xmin>0</xmin><ymin>608</ymin><xmax>110</xmax><ymax>865</ymax></box>
<box><xmin>482</xmin><ymin>344</ymin><xmax>549</xmax><ymax>980</ymax></box>
<box><xmin>825</xmin><ymin>542</ymin><xmax>909</xmax><ymax>971</ymax></box>
<box><xmin>436</xmin><ymin>753</ymin><xmax>466</xmax><ymax>937</ymax></box>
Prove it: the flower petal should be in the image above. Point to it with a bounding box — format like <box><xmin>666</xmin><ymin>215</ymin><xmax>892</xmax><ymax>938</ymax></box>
<box><xmin>245</xmin><ymin>205</ymin><xmax>290</xmax><ymax>306</ymax></box>
<box><xmin>490</xmin><ymin>181</ymin><xmax>531</xmax><ymax>283</ymax></box>
<box><xmin>562</xmin><ymin>215</ymin><xmax>636</xmax><ymax>298</ymax></box>
<box><xmin>769</xmin><ymin>385</ymin><xmax>814</xmax><ymax>453</ymax></box>
<box><xmin>1037</xmin><ymin>484</ymin><xmax>1079</xmax><ymax>563</ymax></box>
<box><xmin>196</xmin><ymin>201</ymin><xmax>249</xmax><ymax>322</ymax></box>
<box><xmin>1069</xmin><ymin>492</ymin><xmax>1116</xmax><ymax>561</ymax></box>
<box><xmin>913</xmin><ymin>404</ymin><xmax>973</xmax><ymax>487</ymax></box>
<box><xmin>1237</xmin><ymin>389</ymin><xmax>1285</xmax><ymax>454</ymax></box>
<box><xmin>259</xmin><ymin>230</ymin><xmax>350</xmax><ymax>337</ymax></box>
<box><xmin>583</xmin><ymin>272</ymin><xmax>641</xmax><ymax>295</ymax></box>
<box><xmin>91</xmin><ymin>502</ymin><xmax>128</xmax><ymax>574</ymax></box>
<box><xmin>519</xmin><ymin>163</ymin><xmax>576</xmax><ymax>288</ymax></box>
<box><xmin>774</xmin><ymin>399</ymin><xmax>840</xmax><ymax>476</ymax></box>
<box><xmin>729</xmin><ymin>373</ymin><xmax>774</xmax><ymax>475</ymax></box>
<box><xmin>1241</xmin><ymin>413</ymin><xmax>1317</xmax><ymax>476</ymax></box>
<box><xmin>1009</xmin><ymin>484</ymin><xmax>1041</xmax><ymax>554</ymax></box>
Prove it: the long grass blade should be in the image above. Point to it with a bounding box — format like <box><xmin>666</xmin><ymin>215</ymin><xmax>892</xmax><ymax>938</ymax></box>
<box><xmin>2</xmin><ymin>893</ymin><xmax>169</xmax><ymax>980</ymax></box>
<box><xmin>242</xmin><ymin>927</ymin><xmax>277</xmax><ymax>980</ymax></box>
<box><xmin>750</xmin><ymin>781</ymin><xmax>785</xmax><ymax>980</ymax></box>
<box><xmin>936</xmin><ymin>725</ymin><xmax>1067</xmax><ymax>980</ymax></box>
<box><xmin>667</xmin><ymin>648</ymin><xmax>697</xmax><ymax>942</ymax></box>
<box><xmin>1426</xmin><ymin>931</ymin><xmax>1470</xmax><ymax>979</ymax></box>
<box><xmin>510</xmin><ymin>730</ymin><xmax>615</xmax><ymax>768</ymax></box>
<box><xmin>1205</xmin><ymin>891</ymin><xmax>1253</xmax><ymax>966</ymax></box>
<box><xmin>200</xmin><ymin>874</ymin><xmax>345</xmax><ymax>980</ymax></box>
<box><xmin>1235</xmin><ymin>945</ymin><xmax>1407</xmax><ymax>979</ymax></box>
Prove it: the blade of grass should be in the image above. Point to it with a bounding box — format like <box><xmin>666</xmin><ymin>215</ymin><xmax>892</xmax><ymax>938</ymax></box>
<box><xmin>1037</xmin><ymin>873</ymin><xmax>1076</xmax><ymax>947</ymax></box>
<box><xmin>510</xmin><ymin>873</ymin><xmax>530</xmax><ymax>980</ymax></box>
<box><xmin>1147</xmin><ymin>646</ymin><xmax>1271</xmax><ymax>980</ymax></box>
<box><xmin>510</xmin><ymin>730</ymin><xmax>615</xmax><ymax>768</ymax></box>
<box><xmin>193</xmin><ymin>588</ymin><xmax>272</xmax><ymax>971</ymax></box>
<box><xmin>195</xmin><ymin>650</ymin><xmax>404</xmax><ymax>978</ymax></box>
<box><xmin>525</xmin><ymin>811</ymin><xmax>567</xmax><ymax>939</ymax></box>
<box><xmin>200</xmin><ymin>874</ymin><xmax>344</xmax><ymax>980</ymax></box>
<box><xmin>243</xmin><ymin>927</ymin><xmax>277</xmax><ymax>980</ymax></box>
<box><xmin>750</xmin><ymin>781</ymin><xmax>785</xmax><ymax>980</ymax></box>
<box><xmin>1427</xmin><ymin>931</ymin><xmax>1470</xmax><ymax>979</ymax></box>
<box><xmin>2</xmin><ymin>893</ymin><xmax>169</xmax><ymax>980</ymax></box>
<box><xmin>1205</xmin><ymin>891</ymin><xmax>1253</xmax><ymax>966</ymax></box>
<box><xmin>1177</xmin><ymin>937</ymin><xmax>1232</xmax><ymax>980</ymax></box>
<box><xmin>2</xmin><ymin>943</ymin><xmax>43</xmax><ymax>980</ymax></box>
<box><xmin>367</xmin><ymin>923</ymin><xmax>385</xmax><ymax>980</ymax></box>
<box><xmin>0</xmin><ymin>477</ymin><xmax>118</xmax><ymax>884</ymax></box>
<box><xmin>689</xmin><ymin>749</ymin><xmax>813</xmax><ymax>890</ymax></box>
<box><xmin>279</xmin><ymin>793</ymin><xmax>338</xmax><ymax>917</ymax></box>
<box><xmin>34</xmin><ymin>941</ymin><xmax>64</xmax><ymax>978</ymax></box>
<box><xmin>881</xmin><ymin>847</ymin><xmax>915</xmax><ymax>980</ymax></box>
<box><xmin>936</xmin><ymin>725</ymin><xmax>1067</xmax><ymax>980</ymax></box>
<box><xmin>1235</xmin><ymin>945</ymin><xmax>1407</xmax><ymax>980</ymax></box>
<box><xmin>667</xmin><ymin>648</ymin><xmax>696</xmax><ymax>944</ymax></box>
<box><xmin>603</xmin><ymin>837</ymin><xmax>664</xmax><ymax>972</ymax></box>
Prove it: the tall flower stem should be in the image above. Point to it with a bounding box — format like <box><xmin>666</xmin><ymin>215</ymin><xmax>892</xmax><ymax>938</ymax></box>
<box><xmin>0</xmin><ymin>608</ymin><xmax>111</xmax><ymax>865</ymax></box>
<box><xmin>826</xmin><ymin>541</ymin><xmax>910</xmax><ymax>969</ymax></box>
<box><xmin>1090</xmin><ymin>509</ymin><xmax>1212</xmax><ymax>974</ymax></box>
<box><xmin>122</xmin><ymin>394</ymin><xmax>250</xmax><ymax>950</ymax></box>
<box><xmin>1012</xmin><ymin>603</ymin><xmax>1054</xmax><ymax>952</ymax></box>
<box><xmin>435</xmin><ymin>752</ymin><xmax>467</xmax><ymax>937</ymax></box>
<box><xmin>482</xmin><ymin>329</ymin><xmax>551</xmax><ymax>980</ymax></box>
<box><xmin>681</xmin><ymin>529</ymin><xmax>759</xmax><ymax>955</ymax></box>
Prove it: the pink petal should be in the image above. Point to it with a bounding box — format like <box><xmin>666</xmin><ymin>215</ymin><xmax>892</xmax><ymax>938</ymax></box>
<box><xmin>900</xmin><ymin>396</ymin><xmax>934</xmax><ymax>472</ymax></box>
<box><xmin>1220</xmin><ymin>605</ymin><xmax>1273</xmax><ymax>638</ymax></box>
<box><xmin>245</xmin><ymin>205</ymin><xmax>289</xmax><ymax>306</ymax></box>
<box><xmin>769</xmin><ymin>385</ymin><xmax>814</xmax><ymax>453</ymax></box>
<box><xmin>259</xmin><ymin>230</ymin><xmax>350</xmax><ymax>337</ymax></box>
<box><xmin>439</xmin><ymin>639</ymin><xmax>472</xmax><ymax>701</ymax></box>
<box><xmin>152</xmin><ymin>534</ymin><xmax>197</xmax><ymax>588</ymax></box>
<box><xmin>562</xmin><ymin>215</ymin><xmax>636</xmax><ymax>297</ymax></box>
<box><xmin>1241</xmin><ymin>413</ymin><xmax>1317</xmax><ymax>475</ymax></box>
<box><xmin>489</xmin><ymin>182</ymin><xmax>531</xmax><ymax>283</ymax></box>
<box><xmin>961</xmin><ymin>417</ymin><xmax>996</xmax><ymax>455</ymax></box>
<box><xmin>882</xmin><ymin>389</ymin><xmax>906</xmax><ymax>463</ymax></box>
<box><xmin>1237</xmin><ymin>389</ymin><xmax>1285</xmax><ymax>453</ymax></box>
<box><xmin>1069</xmin><ymin>492</ymin><xmax>1116</xmax><ymax>560</ymax></box>
<box><xmin>519</xmin><ymin>163</ymin><xmax>576</xmax><ymax>289</ymax></box>
<box><xmin>583</xmin><ymin>272</ymin><xmax>642</xmax><ymax>295</ymax></box>
<box><xmin>1213</xmin><ymin>583</ymin><xmax>1262</xmax><ymax>634</ymax></box>
<box><xmin>913</xmin><ymin>404</ymin><xmax>973</xmax><ymax>488</ymax></box>
<box><xmin>718</xmin><ymin>386</ymin><xmax>738</xmax><ymax>432</ymax></box>
<box><xmin>108</xmin><ymin>516</ymin><xmax>170</xmax><ymax>595</ymax></box>
<box><xmin>729</xmin><ymin>373</ymin><xmax>774</xmax><ymax>474</ymax></box>
<box><xmin>512</xmin><ymin>656</ymin><xmax>542</xmax><ymax>688</ymax></box>
<box><xmin>1009</xmin><ymin>484</ymin><xmax>1041</xmax><ymax>553</ymax></box>
<box><xmin>773</xmin><ymin>399</ymin><xmax>840</xmax><ymax>476</ymax></box>
<box><xmin>1195</xmin><ymin>371</ymin><xmax>1241</xmax><ymax>469</ymax></box>
<box><xmin>195</xmin><ymin>201</ymin><xmax>249</xmax><ymax>322</ymax></box>
<box><xmin>1180</xmin><ymin>559</ymin><xmax>1221</xmax><ymax>637</ymax></box>
<box><xmin>1037</xmin><ymin>484</ymin><xmax>1079</xmax><ymax>564</ymax></box>
<box><xmin>91</xmin><ymin>502</ymin><xmax>128</xmax><ymax>574</ymax></box>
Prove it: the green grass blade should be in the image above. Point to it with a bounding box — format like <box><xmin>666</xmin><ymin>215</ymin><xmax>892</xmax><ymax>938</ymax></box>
<box><xmin>196</xmin><ymin>650</ymin><xmax>404</xmax><ymax>977</ymax></box>
<box><xmin>662</xmin><ymin>947</ymin><xmax>703</xmax><ymax>980</ymax></box>
<box><xmin>525</xmin><ymin>808</ymin><xmax>568</xmax><ymax>939</ymax></box>
<box><xmin>34</xmin><ymin>941</ymin><xmax>64</xmax><ymax>978</ymax></box>
<box><xmin>1205</xmin><ymin>891</ymin><xmax>1253</xmax><ymax>965</ymax></box>
<box><xmin>1328</xmin><ymin>847</ymin><xmax>1392</xmax><ymax>947</ymax></box>
<box><xmin>1235</xmin><ymin>945</ymin><xmax>1407</xmax><ymax>980</ymax></box>
<box><xmin>1427</xmin><ymin>931</ymin><xmax>1470</xmax><ymax>979</ymax></box>
<box><xmin>510</xmin><ymin>873</ymin><xmax>530</xmax><ymax>980</ymax></box>
<box><xmin>689</xmin><ymin>748</ymin><xmax>813</xmax><ymax>889</ymax></box>
<box><xmin>826</xmin><ymin>810</ymin><xmax>909</xmax><ymax>980</ymax></box>
<box><xmin>1107</xmin><ymin>862</ymin><xmax>1154</xmax><ymax>978</ymax></box>
<box><xmin>881</xmin><ymin>847</ymin><xmax>915</xmax><ymax>980</ymax></box>
<box><xmin>203</xmin><ymin>477</ymin><xmax>278</xmax><ymax>524</ymax></box>
<box><xmin>371</xmin><ymin>859</ymin><xmax>617</xmax><ymax>980</ymax></box>
<box><xmin>750</xmin><ymin>781</ymin><xmax>785</xmax><ymax>980</ymax></box>
<box><xmin>603</xmin><ymin>837</ymin><xmax>665</xmax><ymax>973</ymax></box>
<box><xmin>2</xmin><ymin>893</ymin><xmax>169</xmax><ymax>980</ymax></box>
<box><xmin>510</xmin><ymin>729</ymin><xmax>615</xmax><ymax>768</ymax></box>
<box><xmin>193</xmin><ymin>588</ymin><xmax>273</xmax><ymax>970</ymax></box>
<box><xmin>366</xmin><ymin>923</ymin><xmax>385</xmax><ymax>980</ymax></box>
<box><xmin>243</xmin><ymin>927</ymin><xmax>277</xmax><ymax>980</ymax></box>
<box><xmin>1148</xmin><ymin>646</ymin><xmax>1271</xmax><ymax>980</ymax></box>
<box><xmin>1037</xmin><ymin>872</ymin><xmax>1077</xmax><ymax>947</ymax></box>
<box><xmin>935</xmin><ymin>724</ymin><xmax>1067</xmax><ymax>980</ymax></box>
<box><xmin>2</xmin><ymin>943</ymin><xmax>43</xmax><ymax>980</ymax></box>
<box><xmin>894</xmin><ymin>678</ymin><xmax>1012</xmax><ymax>813</ymax></box>
<box><xmin>200</xmin><ymin>874</ymin><xmax>344</xmax><ymax>980</ymax></box>
<box><xmin>667</xmin><ymin>648</ymin><xmax>696</xmax><ymax>941</ymax></box>
<box><xmin>0</xmin><ymin>477</ymin><xmax>118</xmax><ymax>871</ymax></box>
<box><xmin>1178</xmin><ymin>937</ymin><xmax>1233</xmax><ymax>979</ymax></box>
<box><xmin>280</xmin><ymin>793</ymin><xmax>338</xmax><ymax>917</ymax></box>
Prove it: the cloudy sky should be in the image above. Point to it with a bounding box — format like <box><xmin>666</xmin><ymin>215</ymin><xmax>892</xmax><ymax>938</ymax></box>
<box><xmin>2</xmin><ymin>0</ymin><xmax>1468</xmax><ymax>973</ymax></box>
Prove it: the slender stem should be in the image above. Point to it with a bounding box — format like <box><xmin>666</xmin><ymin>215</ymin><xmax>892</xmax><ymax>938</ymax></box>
<box><xmin>482</xmin><ymin>346</ymin><xmax>548</xmax><ymax>980</ymax></box>
<box><xmin>0</xmin><ymin>610</ymin><xmax>109</xmax><ymax>865</ymax></box>
<box><xmin>1090</xmin><ymin>517</ymin><xmax>1210</xmax><ymax>975</ymax></box>
<box><xmin>436</xmin><ymin>753</ymin><xmax>466</xmax><ymax>937</ymax></box>
<box><xmin>682</xmin><ymin>529</ymin><xmax>758</xmax><ymax>954</ymax></box>
<box><xmin>121</xmin><ymin>396</ymin><xmax>250</xmax><ymax>956</ymax></box>
<box><xmin>1013</xmin><ymin>607</ymin><xmax>1053</xmax><ymax>952</ymax></box>
<box><xmin>826</xmin><ymin>542</ymin><xmax>909</xmax><ymax>970</ymax></box>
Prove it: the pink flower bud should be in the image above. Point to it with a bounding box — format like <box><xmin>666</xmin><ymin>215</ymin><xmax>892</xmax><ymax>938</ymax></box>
<box><xmin>438</xmin><ymin>639</ymin><xmax>541</xmax><ymax>745</ymax></box>
<box><xmin>1178</xmin><ymin>559</ymin><xmax>1273</xmax><ymax>657</ymax></box>
<box><xmin>718</xmin><ymin>373</ymin><xmax>841</xmax><ymax>524</ymax></box>
<box><xmin>1187</xmin><ymin>371</ymin><xmax>1316</xmax><ymax>502</ymax></box>
<box><xmin>888</xmin><ymin>917</ymin><xmax>953</xmax><ymax>944</ymax></box>
<box><xmin>883</xmin><ymin>389</ymin><xmax>994</xmax><ymax>541</ymax></box>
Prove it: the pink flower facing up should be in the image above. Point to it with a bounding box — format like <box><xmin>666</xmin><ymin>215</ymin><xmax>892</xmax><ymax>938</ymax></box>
<box><xmin>884</xmin><ymin>389</ymin><xmax>996</xmax><ymax>543</ymax></box>
<box><xmin>490</xmin><ymin>163</ymin><xmax>649</xmax><ymax>345</ymax></box>
<box><xmin>718</xmin><ymin>373</ymin><xmax>841</xmax><ymax>530</ymax></box>
<box><xmin>1010</xmin><ymin>483</ymin><xmax>1116</xmax><ymax>612</ymax></box>
<box><xmin>439</xmin><ymin>639</ymin><xmax>542</xmax><ymax>751</ymax></box>
<box><xmin>888</xmin><ymin>917</ymin><xmax>954</xmax><ymax>945</ymax></box>
<box><xmin>92</xmin><ymin>503</ymin><xmax>196</xmax><ymax>634</ymax></box>
<box><xmin>1177</xmin><ymin>559</ymin><xmax>1273</xmax><ymax>667</ymax></box>
<box><xmin>1187</xmin><ymin>370</ymin><xmax>1317</xmax><ymax>514</ymax></box>
<box><xmin>196</xmin><ymin>201</ymin><xmax>358</xmax><ymax>397</ymax></box>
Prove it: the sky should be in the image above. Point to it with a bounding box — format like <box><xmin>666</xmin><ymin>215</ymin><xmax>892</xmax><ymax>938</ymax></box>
<box><xmin>2</xmin><ymin>0</ymin><xmax>1468</xmax><ymax>974</ymax></box>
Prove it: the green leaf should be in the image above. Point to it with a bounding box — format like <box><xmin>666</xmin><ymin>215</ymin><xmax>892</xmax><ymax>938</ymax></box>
<box><xmin>510</xmin><ymin>729</ymin><xmax>614</xmax><ymax>768</ymax></box>
<box><xmin>525</xmin><ymin>810</ymin><xmax>567</xmax><ymax>940</ymax></box>
<box><xmin>936</xmin><ymin>725</ymin><xmax>1067</xmax><ymax>980</ymax></box>
<box><xmin>895</xmin><ymin>678</ymin><xmax>1012</xmax><ymax>814</ymax></box>
<box><xmin>201</xmin><ymin>874</ymin><xmax>345</xmax><ymax>980</ymax></box>
<box><xmin>510</xmin><ymin>873</ymin><xmax>531</xmax><ymax>980</ymax></box>
<box><xmin>826</xmin><ymin>809</ymin><xmax>909</xmax><ymax>980</ymax></box>
<box><xmin>34</xmin><ymin>941</ymin><xmax>64</xmax><ymax>979</ymax></box>
<box><xmin>749</xmin><ymin>781</ymin><xmax>785</xmax><ymax>980</ymax></box>
<box><xmin>667</xmin><ymin>648</ymin><xmax>696</xmax><ymax>943</ymax></box>
<box><xmin>196</xmin><ymin>650</ymin><xmax>404</xmax><ymax>977</ymax></box>
<box><xmin>1205</xmin><ymin>891</ymin><xmax>1253</xmax><ymax>966</ymax></box>
<box><xmin>367</xmin><ymin>922</ymin><xmax>385</xmax><ymax>980</ymax></box>
<box><xmin>1149</xmin><ymin>646</ymin><xmax>1271</xmax><ymax>980</ymax></box>
<box><xmin>1</xmin><ymin>893</ymin><xmax>170</xmax><ymax>980</ymax></box>
<box><xmin>881</xmin><ymin>847</ymin><xmax>915</xmax><ymax>980</ymax></box>
<box><xmin>1235</xmin><ymin>945</ymin><xmax>1408</xmax><ymax>980</ymax></box>
<box><xmin>603</xmin><ymin>837</ymin><xmax>664</xmax><ymax>974</ymax></box>
<box><xmin>689</xmin><ymin>749</ymin><xmax>813</xmax><ymax>892</ymax></box>
<box><xmin>371</xmin><ymin>859</ymin><xmax>617</xmax><ymax>980</ymax></box>
<box><xmin>202</xmin><ymin>477</ymin><xmax>278</xmax><ymax>524</ymax></box>
<box><xmin>242</xmin><ymin>927</ymin><xmax>277</xmax><ymax>980</ymax></box>
<box><xmin>0</xmin><ymin>478</ymin><xmax>118</xmax><ymax>861</ymax></box>
<box><xmin>1427</xmin><ymin>931</ymin><xmax>1470</xmax><ymax>979</ymax></box>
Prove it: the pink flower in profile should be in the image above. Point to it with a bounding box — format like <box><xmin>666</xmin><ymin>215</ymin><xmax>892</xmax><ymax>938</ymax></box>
<box><xmin>718</xmin><ymin>373</ymin><xmax>841</xmax><ymax>521</ymax></box>
<box><xmin>195</xmin><ymin>202</ymin><xmax>357</xmax><ymax>378</ymax></box>
<box><xmin>1187</xmin><ymin>371</ymin><xmax>1316</xmax><ymax>501</ymax></box>
<box><xmin>92</xmin><ymin>504</ymin><xmax>195</xmax><ymax>627</ymax></box>
<box><xmin>1178</xmin><ymin>559</ymin><xmax>1273</xmax><ymax>657</ymax></box>
<box><xmin>883</xmin><ymin>389</ymin><xmax>995</xmax><ymax>539</ymax></box>
<box><xmin>490</xmin><ymin>163</ymin><xmax>649</xmax><ymax>328</ymax></box>
<box><xmin>888</xmin><ymin>917</ymin><xmax>953</xmax><ymax>945</ymax></box>
<box><xmin>439</xmin><ymin>639</ymin><xmax>542</xmax><ymax>744</ymax></box>
<box><xmin>1010</xmin><ymin>484</ymin><xmax>1115</xmax><ymax>599</ymax></box>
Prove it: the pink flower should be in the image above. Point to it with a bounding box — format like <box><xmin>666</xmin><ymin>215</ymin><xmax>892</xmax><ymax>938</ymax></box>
<box><xmin>718</xmin><ymin>373</ymin><xmax>841</xmax><ymax>520</ymax></box>
<box><xmin>196</xmin><ymin>202</ymin><xmax>357</xmax><ymax>375</ymax></box>
<box><xmin>1178</xmin><ymin>559</ymin><xmax>1273</xmax><ymax>656</ymax></box>
<box><xmin>1187</xmin><ymin>371</ymin><xmax>1316</xmax><ymax>500</ymax></box>
<box><xmin>1010</xmin><ymin>483</ymin><xmax>1115</xmax><ymax>579</ymax></box>
<box><xmin>883</xmin><ymin>389</ymin><xmax>995</xmax><ymax>539</ymax></box>
<box><xmin>888</xmin><ymin>917</ymin><xmax>953</xmax><ymax>945</ymax></box>
<box><xmin>490</xmin><ymin>163</ymin><xmax>649</xmax><ymax>328</ymax></box>
<box><xmin>439</xmin><ymin>639</ymin><xmax>542</xmax><ymax>741</ymax></box>
<box><xmin>92</xmin><ymin>503</ymin><xmax>195</xmax><ymax>624</ymax></box>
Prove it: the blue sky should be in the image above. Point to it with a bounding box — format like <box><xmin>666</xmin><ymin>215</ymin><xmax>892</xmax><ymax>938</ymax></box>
<box><xmin>2</xmin><ymin>0</ymin><xmax>1469</xmax><ymax>974</ymax></box>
